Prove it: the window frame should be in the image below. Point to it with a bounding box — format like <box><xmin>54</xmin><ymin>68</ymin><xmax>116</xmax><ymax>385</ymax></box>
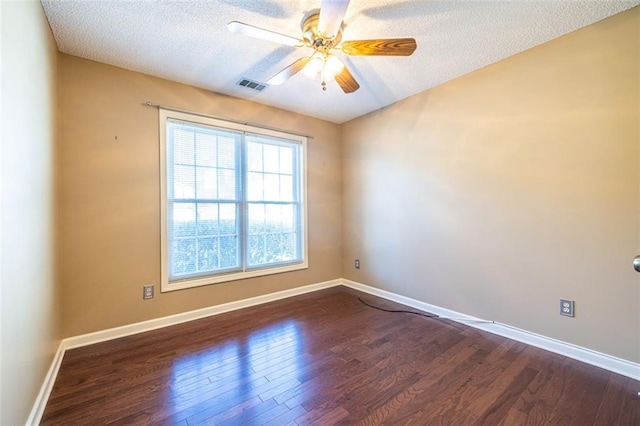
<box><xmin>159</xmin><ymin>109</ymin><xmax>308</xmax><ymax>292</ymax></box>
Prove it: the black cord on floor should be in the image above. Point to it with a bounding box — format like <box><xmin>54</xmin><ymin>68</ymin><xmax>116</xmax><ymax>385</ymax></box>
<box><xmin>357</xmin><ymin>297</ymin><xmax>439</xmax><ymax>319</ymax></box>
<box><xmin>357</xmin><ymin>296</ymin><xmax>496</xmax><ymax>324</ymax></box>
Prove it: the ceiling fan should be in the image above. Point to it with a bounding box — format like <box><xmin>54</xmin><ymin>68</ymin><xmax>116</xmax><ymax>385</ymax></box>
<box><xmin>227</xmin><ymin>0</ymin><xmax>417</xmax><ymax>93</ymax></box>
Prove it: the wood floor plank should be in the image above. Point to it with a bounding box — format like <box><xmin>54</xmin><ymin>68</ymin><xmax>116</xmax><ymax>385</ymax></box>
<box><xmin>593</xmin><ymin>372</ymin><xmax>629</xmax><ymax>426</ymax></box>
<box><xmin>499</xmin><ymin>346</ymin><xmax>566</xmax><ymax>425</ymax></box>
<box><xmin>41</xmin><ymin>286</ymin><xmax>639</xmax><ymax>424</ymax></box>
<box><xmin>473</xmin><ymin>365</ymin><xmax>539</xmax><ymax>424</ymax></box>
<box><xmin>263</xmin><ymin>403</ymin><xmax>307</xmax><ymax>426</ymax></box>
<box><xmin>547</xmin><ymin>360</ymin><xmax>611</xmax><ymax>425</ymax></box>
<box><xmin>613</xmin><ymin>372</ymin><xmax>640</xmax><ymax>425</ymax></box>
<box><xmin>187</xmin><ymin>395</ymin><xmax>263</xmax><ymax>425</ymax></box>
<box><xmin>218</xmin><ymin>397</ymin><xmax>283</xmax><ymax>425</ymax></box>
<box><xmin>294</xmin><ymin>404</ymin><xmax>349</xmax><ymax>425</ymax></box>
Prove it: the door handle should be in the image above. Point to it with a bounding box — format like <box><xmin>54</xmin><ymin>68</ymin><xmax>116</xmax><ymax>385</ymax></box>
<box><xmin>634</xmin><ymin>255</ymin><xmax>640</xmax><ymax>273</ymax></box>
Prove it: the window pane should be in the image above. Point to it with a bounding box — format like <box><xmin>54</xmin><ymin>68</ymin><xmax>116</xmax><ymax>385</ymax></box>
<box><xmin>248</xmin><ymin>203</ymin><xmax>265</xmax><ymax>234</ymax></box>
<box><xmin>280</xmin><ymin>175</ymin><xmax>293</xmax><ymax>202</ymax></box>
<box><xmin>172</xmin><ymin>128</ymin><xmax>194</xmax><ymax>165</ymax></box>
<box><xmin>196</xmin><ymin>167</ymin><xmax>217</xmax><ymax>199</ymax></box>
<box><xmin>248</xmin><ymin>203</ymin><xmax>299</xmax><ymax>268</ymax></box>
<box><xmin>195</xmin><ymin>133</ymin><xmax>217</xmax><ymax>167</ymax></box>
<box><xmin>265</xmin><ymin>233</ymin><xmax>282</xmax><ymax>262</ymax></box>
<box><xmin>247</xmin><ymin>142</ymin><xmax>263</xmax><ymax>172</ymax></box>
<box><xmin>172</xmin><ymin>238</ymin><xmax>196</xmax><ymax>276</ymax></box>
<box><xmin>279</xmin><ymin>146</ymin><xmax>292</xmax><ymax>174</ymax></box>
<box><xmin>218</xmin><ymin>137</ymin><xmax>236</xmax><ymax>169</ymax></box>
<box><xmin>248</xmin><ymin>235</ymin><xmax>265</xmax><ymax>266</ymax></box>
<box><xmin>265</xmin><ymin>204</ymin><xmax>281</xmax><ymax>232</ymax></box>
<box><xmin>268</xmin><ymin>233</ymin><xmax>295</xmax><ymax>263</ymax></box>
<box><xmin>263</xmin><ymin>144</ymin><xmax>279</xmax><ymax>173</ymax></box>
<box><xmin>219</xmin><ymin>236</ymin><xmax>238</xmax><ymax>268</ymax></box>
<box><xmin>173</xmin><ymin>165</ymin><xmax>195</xmax><ymax>199</ymax></box>
<box><xmin>197</xmin><ymin>237</ymin><xmax>218</xmax><ymax>271</ymax></box>
<box><xmin>281</xmin><ymin>204</ymin><xmax>294</xmax><ymax>231</ymax></box>
<box><xmin>248</xmin><ymin>172</ymin><xmax>264</xmax><ymax>201</ymax></box>
<box><xmin>218</xmin><ymin>168</ymin><xmax>236</xmax><ymax>200</ymax></box>
<box><xmin>172</xmin><ymin>203</ymin><xmax>195</xmax><ymax>237</ymax></box>
<box><xmin>282</xmin><ymin>233</ymin><xmax>295</xmax><ymax>259</ymax></box>
<box><xmin>264</xmin><ymin>173</ymin><xmax>279</xmax><ymax>201</ymax></box>
<box><xmin>197</xmin><ymin>204</ymin><xmax>218</xmax><ymax>236</ymax></box>
<box><xmin>219</xmin><ymin>203</ymin><xmax>237</xmax><ymax>235</ymax></box>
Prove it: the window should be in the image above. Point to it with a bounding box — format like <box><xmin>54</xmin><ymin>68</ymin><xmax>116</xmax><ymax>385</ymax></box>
<box><xmin>160</xmin><ymin>109</ymin><xmax>307</xmax><ymax>291</ymax></box>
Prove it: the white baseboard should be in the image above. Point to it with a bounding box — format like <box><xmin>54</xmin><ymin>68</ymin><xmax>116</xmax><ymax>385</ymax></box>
<box><xmin>29</xmin><ymin>276</ymin><xmax>639</xmax><ymax>424</ymax></box>
<box><xmin>64</xmin><ymin>279</ymin><xmax>342</xmax><ymax>349</ymax></box>
<box><xmin>341</xmin><ymin>279</ymin><xmax>640</xmax><ymax>381</ymax></box>
<box><xmin>26</xmin><ymin>343</ymin><xmax>65</xmax><ymax>426</ymax></box>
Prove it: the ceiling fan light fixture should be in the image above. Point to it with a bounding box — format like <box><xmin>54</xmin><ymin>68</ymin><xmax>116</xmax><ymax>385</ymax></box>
<box><xmin>303</xmin><ymin>52</ymin><xmax>325</xmax><ymax>79</ymax></box>
<box><xmin>303</xmin><ymin>52</ymin><xmax>344</xmax><ymax>87</ymax></box>
<box><xmin>323</xmin><ymin>54</ymin><xmax>344</xmax><ymax>81</ymax></box>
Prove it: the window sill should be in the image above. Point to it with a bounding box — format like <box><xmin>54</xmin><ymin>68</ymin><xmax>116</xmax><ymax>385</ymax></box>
<box><xmin>161</xmin><ymin>261</ymin><xmax>309</xmax><ymax>292</ymax></box>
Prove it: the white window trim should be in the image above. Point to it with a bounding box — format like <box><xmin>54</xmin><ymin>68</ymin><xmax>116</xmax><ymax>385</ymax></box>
<box><xmin>159</xmin><ymin>109</ymin><xmax>308</xmax><ymax>292</ymax></box>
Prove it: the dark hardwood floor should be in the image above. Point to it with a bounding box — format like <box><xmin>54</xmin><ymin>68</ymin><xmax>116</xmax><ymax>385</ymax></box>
<box><xmin>42</xmin><ymin>286</ymin><xmax>639</xmax><ymax>425</ymax></box>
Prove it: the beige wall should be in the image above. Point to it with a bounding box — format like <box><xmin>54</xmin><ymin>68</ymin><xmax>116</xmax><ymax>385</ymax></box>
<box><xmin>58</xmin><ymin>55</ymin><xmax>343</xmax><ymax>337</ymax></box>
<box><xmin>1</xmin><ymin>1</ymin><xmax>61</xmax><ymax>424</ymax></box>
<box><xmin>342</xmin><ymin>8</ymin><xmax>639</xmax><ymax>362</ymax></box>
<box><xmin>5</xmin><ymin>8</ymin><xmax>635</xmax><ymax>421</ymax></box>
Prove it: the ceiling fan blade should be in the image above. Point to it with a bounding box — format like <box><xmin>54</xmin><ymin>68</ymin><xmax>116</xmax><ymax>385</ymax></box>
<box><xmin>318</xmin><ymin>0</ymin><xmax>350</xmax><ymax>38</ymax></box>
<box><xmin>335</xmin><ymin>64</ymin><xmax>359</xmax><ymax>93</ymax></box>
<box><xmin>341</xmin><ymin>38</ymin><xmax>417</xmax><ymax>56</ymax></box>
<box><xmin>267</xmin><ymin>57</ymin><xmax>312</xmax><ymax>85</ymax></box>
<box><xmin>227</xmin><ymin>21</ymin><xmax>302</xmax><ymax>47</ymax></box>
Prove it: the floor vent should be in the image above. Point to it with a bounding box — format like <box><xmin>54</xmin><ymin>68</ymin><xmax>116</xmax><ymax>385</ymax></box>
<box><xmin>237</xmin><ymin>78</ymin><xmax>267</xmax><ymax>91</ymax></box>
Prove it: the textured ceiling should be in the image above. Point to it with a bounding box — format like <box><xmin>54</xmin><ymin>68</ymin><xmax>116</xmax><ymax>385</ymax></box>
<box><xmin>41</xmin><ymin>0</ymin><xmax>639</xmax><ymax>124</ymax></box>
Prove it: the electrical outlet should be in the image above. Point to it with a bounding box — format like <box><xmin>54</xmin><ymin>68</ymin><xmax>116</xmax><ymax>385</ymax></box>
<box><xmin>355</xmin><ymin>259</ymin><xmax>360</xmax><ymax>269</ymax></box>
<box><xmin>560</xmin><ymin>299</ymin><xmax>574</xmax><ymax>317</ymax></box>
<box><xmin>143</xmin><ymin>285</ymin><xmax>154</xmax><ymax>300</ymax></box>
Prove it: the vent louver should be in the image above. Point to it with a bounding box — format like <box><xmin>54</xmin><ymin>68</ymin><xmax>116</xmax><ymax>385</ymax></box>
<box><xmin>237</xmin><ymin>78</ymin><xmax>267</xmax><ymax>91</ymax></box>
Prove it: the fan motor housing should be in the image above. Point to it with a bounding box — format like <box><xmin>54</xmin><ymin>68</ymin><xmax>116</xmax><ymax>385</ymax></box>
<box><xmin>302</xmin><ymin>13</ymin><xmax>343</xmax><ymax>52</ymax></box>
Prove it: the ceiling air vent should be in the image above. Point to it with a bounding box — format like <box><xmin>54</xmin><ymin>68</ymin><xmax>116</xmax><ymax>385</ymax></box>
<box><xmin>237</xmin><ymin>78</ymin><xmax>267</xmax><ymax>92</ymax></box>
